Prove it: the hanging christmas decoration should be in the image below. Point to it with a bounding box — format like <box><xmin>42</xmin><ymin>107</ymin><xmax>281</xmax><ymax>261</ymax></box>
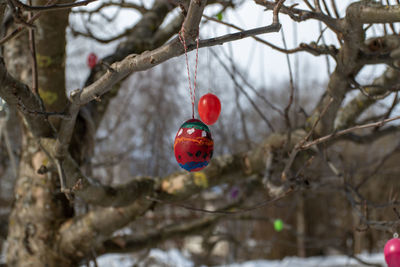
<box><xmin>174</xmin><ymin>119</ymin><xmax>214</xmax><ymax>172</ymax></box>
<box><xmin>198</xmin><ymin>93</ymin><xmax>221</xmax><ymax>125</ymax></box>
<box><xmin>173</xmin><ymin>28</ymin><xmax>214</xmax><ymax>172</ymax></box>
<box><xmin>385</xmin><ymin>233</ymin><xmax>400</xmax><ymax>267</ymax></box>
<box><xmin>230</xmin><ymin>186</ymin><xmax>239</xmax><ymax>199</ymax></box>
<box><xmin>273</xmin><ymin>219</ymin><xmax>284</xmax><ymax>232</ymax></box>
<box><xmin>87</xmin><ymin>52</ymin><xmax>97</xmax><ymax>69</ymax></box>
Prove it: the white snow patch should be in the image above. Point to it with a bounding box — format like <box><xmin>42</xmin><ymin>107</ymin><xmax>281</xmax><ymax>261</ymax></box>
<box><xmin>86</xmin><ymin>254</ymin><xmax>136</xmax><ymax>267</ymax></box>
<box><xmin>86</xmin><ymin>250</ymin><xmax>386</xmax><ymax>267</ymax></box>
<box><xmin>149</xmin><ymin>248</ymin><xmax>193</xmax><ymax>267</ymax></box>
<box><xmin>218</xmin><ymin>253</ymin><xmax>386</xmax><ymax>267</ymax></box>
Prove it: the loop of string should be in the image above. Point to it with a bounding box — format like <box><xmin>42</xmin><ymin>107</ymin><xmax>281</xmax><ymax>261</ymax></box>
<box><xmin>179</xmin><ymin>27</ymin><xmax>199</xmax><ymax>119</ymax></box>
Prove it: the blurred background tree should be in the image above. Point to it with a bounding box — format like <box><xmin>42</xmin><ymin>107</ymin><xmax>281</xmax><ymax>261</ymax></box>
<box><xmin>1</xmin><ymin>0</ymin><xmax>400</xmax><ymax>266</ymax></box>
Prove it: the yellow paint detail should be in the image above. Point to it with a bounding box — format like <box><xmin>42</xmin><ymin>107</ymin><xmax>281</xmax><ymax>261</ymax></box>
<box><xmin>39</xmin><ymin>88</ymin><xmax>58</xmax><ymax>105</ymax></box>
<box><xmin>36</xmin><ymin>54</ymin><xmax>53</xmax><ymax>68</ymax></box>
<box><xmin>356</xmin><ymin>99</ymin><xmax>364</xmax><ymax>108</ymax></box>
<box><xmin>193</xmin><ymin>172</ymin><xmax>208</xmax><ymax>188</ymax></box>
<box><xmin>174</xmin><ymin>137</ymin><xmax>214</xmax><ymax>149</ymax></box>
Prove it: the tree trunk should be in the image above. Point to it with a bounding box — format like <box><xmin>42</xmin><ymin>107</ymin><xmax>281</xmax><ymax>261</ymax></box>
<box><xmin>6</xmin><ymin>135</ymin><xmax>74</xmax><ymax>267</ymax></box>
<box><xmin>296</xmin><ymin>194</ymin><xmax>306</xmax><ymax>257</ymax></box>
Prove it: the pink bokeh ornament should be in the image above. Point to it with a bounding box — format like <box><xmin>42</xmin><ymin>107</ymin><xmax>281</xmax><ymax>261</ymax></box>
<box><xmin>384</xmin><ymin>236</ymin><xmax>400</xmax><ymax>267</ymax></box>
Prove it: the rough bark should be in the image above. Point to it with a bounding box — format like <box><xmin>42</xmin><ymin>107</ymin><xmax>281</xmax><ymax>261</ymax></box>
<box><xmin>35</xmin><ymin>0</ymin><xmax>71</xmax><ymax>117</ymax></box>
<box><xmin>4</xmin><ymin>1</ymin><xmax>74</xmax><ymax>265</ymax></box>
<box><xmin>335</xmin><ymin>66</ymin><xmax>400</xmax><ymax>130</ymax></box>
<box><xmin>6</xmin><ymin>137</ymin><xmax>73</xmax><ymax>267</ymax></box>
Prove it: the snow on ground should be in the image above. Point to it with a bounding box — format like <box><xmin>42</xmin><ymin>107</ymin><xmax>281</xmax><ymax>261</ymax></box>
<box><xmin>95</xmin><ymin>249</ymin><xmax>387</xmax><ymax>267</ymax></box>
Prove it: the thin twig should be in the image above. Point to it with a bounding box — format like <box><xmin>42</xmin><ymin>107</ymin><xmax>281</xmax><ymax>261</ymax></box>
<box><xmin>385</xmin><ymin>0</ymin><xmax>397</xmax><ymax>34</ymax></box>
<box><xmin>91</xmin><ymin>247</ymin><xmax>98</xmax><ymax>267</ymax></box>
<box><xmin>203</xmin><ymin>14</ymin><xmax>312</xmax><ymax>56</ymax></box>
<box><xmin>301</xmin><ymin>115</ymin><xmax>400</xmax><ymax>149</ymax></box>
<box><xmin>272</xmin><ymin>0</ymin><xmax>286</xmax><ymax>25</ymax></box>
<box><xmin>0</xmin><ymin>0</ymin><xmax>57</xmax><ymax>45</ymax></box>
<box><xmin>15</xmin><ymin>96</ymin><xmax>68</xmax><ymax>118</ymax></box>
<box><xmin>255</xmin><ymin>0</ymin><xmax>341</xmax><ymax>33</ymax></box>
<box><xmin>8</xmin><ymin>0</ymin><xmax>35</xmax><ymax>28</ymax></box>
<box><xmin>11</xmin><ymin>0</ymin><xmax>97</xmax><ymax>12</ymax></box>
<box><xmin>147</xmin><ymin>189</ymin><xmax>292</xmax><ymax>215</ymax></box>
<box><xmin>349</xmin><ymin>78</ymin><xmax>393</xmax><ymax>100</ymax></box>
<box><xmin>211</xmin><ymin>49</ymin><xmax>276</xmax><ymax>132</ymax></box>
<box><xmin>356</xmin><ymin>141</ymin><xmax>400</xmax><ymax>190</ymax></box>
<box><xmin>321</xmin><ymin>0</ymin><xmax>332</xmax><ymax>17</ymax></box>
<box><xmin>217</xmin><ymin>42</ymin><xmax>284</xmax><ymax>115</ymax></box>
<box><xmin>314</xmin><ymin>0</ymin><xmax>322</xmax><ymax>12</ymax></box>
<box><xmin>318</xmin><ymin>22</ymin><xmax>331</xmax><ymax>75</ymax></box>
<box><xmin>27</xmin><ymin>0</ymin><xmax>38</xmax><ymax>95</ymax></box>
<box><xmin>330</xmin><ymin>0</ymin><xmax>340</xmax><ymax>18</ymax></box>
<box><xmin>303</xmin><ymin>0</ymin><xmax>316</xmax><ymax>11</ymax></box>
<box><xmin>374</xmin><ymin>92</ymin><xmax>398</xmax><ymax>131</ymax></box>
<box><xmin>55</xmin><ymin>159</ymin><xmax>72</xmax><ymax>201</ymax></box>
<box><xmin>281</xmin><ymin>28</ymin><xmax>295</xmax><ymax>145</ymax></box>
<box><xmin>280</xmin><ymin>98</ymin><xmax>333</xmax><ymax>180</ymax></box>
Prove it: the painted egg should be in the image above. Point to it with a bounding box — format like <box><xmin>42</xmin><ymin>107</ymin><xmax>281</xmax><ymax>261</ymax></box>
<box><xmin>174</xmin><ymin>119</ymin><xmax>214</xmax><ymax>172</ymax></box>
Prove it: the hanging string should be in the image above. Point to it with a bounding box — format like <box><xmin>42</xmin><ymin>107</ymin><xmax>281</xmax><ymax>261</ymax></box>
<box><xmin>207</xmin><ymin>43</ymin><xmax>211</xmax><ymax>93</ymax></box>
<box><xmin>179</xmin><ymin>27</ymin><xmax>199</xmax><ymax>119</ymax></box>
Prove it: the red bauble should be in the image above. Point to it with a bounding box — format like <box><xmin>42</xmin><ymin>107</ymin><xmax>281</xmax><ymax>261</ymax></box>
<box><xmin>87</xmin><ymin>53</ymin><xmax>97</xmax><ymax>69</ymax></box>
<box><xmin>198</xmin><ymin>93</ymin><xmax>221</xmax><ymax>125</ymax></box>
<box><xmin>385</xmin><ymin>238</ymin><xmax>400</xmax><ymax>267</ymax></box>
<box><xmin>174</xmin><ymin>119</ymin><xmax>214</xmax><ymax>172</ymax></box>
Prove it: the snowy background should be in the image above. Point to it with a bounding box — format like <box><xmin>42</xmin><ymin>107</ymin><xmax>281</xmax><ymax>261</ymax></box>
<box><xmin>93</xmin><ymin>249</ymin><xmax>386</xmax><ymax>267</ymax></box>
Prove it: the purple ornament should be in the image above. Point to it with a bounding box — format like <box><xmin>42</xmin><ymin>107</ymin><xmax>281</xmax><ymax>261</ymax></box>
<box><xmin>230</xmin><ymin>187</ymin><xmax>239</xmax><ymax>199</ymax></box>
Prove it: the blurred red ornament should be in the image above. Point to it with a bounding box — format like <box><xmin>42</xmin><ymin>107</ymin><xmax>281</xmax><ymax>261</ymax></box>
<box><xmin>174</xmin><ymin>119</ymin><xmax>214</xmax><ymax>172</ymax></box>
<box><xmin>87</xmin><ymin>53</ymin><xmax>97</xmax><ymax>69</ymax></box>
<box><xmin>385</xmin><ymin>237</ymin><xmax>400</xmax><ymax>267</ymax></box>
<box><xmin>198</xmin><ymin>93</ymin><xmax>221</xmax><ymax>125</ymax></box>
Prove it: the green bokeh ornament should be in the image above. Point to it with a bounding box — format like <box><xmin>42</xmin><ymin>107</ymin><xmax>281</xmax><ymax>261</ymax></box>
<box><xmin>274</xmin><ymin>219</ymin><xmax>283</xmax><ymax>232</ymax></box>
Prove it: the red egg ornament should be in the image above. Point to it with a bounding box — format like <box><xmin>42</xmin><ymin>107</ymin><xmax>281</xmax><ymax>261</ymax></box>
<box><xmin>174</xmin><ymin>119</ymin><xmax>214</xmax><ymax>172</ymax></box>
<box><xmin>87</xmin><ymin>53</ymin><xmax>97</xmax><ymax>69</ymax></box>
<box><xmin>198</xmin><ymin>93</ymin><xmax>221</xmax><ymax>125</ymax></box>
<box><xmin>385</xmin><ymin>237</ymin><xmax>400</xmax><ymax>267</ymax></box>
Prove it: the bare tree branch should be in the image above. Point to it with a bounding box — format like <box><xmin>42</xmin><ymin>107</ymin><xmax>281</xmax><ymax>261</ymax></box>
<box><xmin>58</xmin><ymin>198</ymin><xmax>152</xmax><ymax>260</ymax></box>
<box><xmin>100</xmin><ymin>215</ymin><xmax>222</xmax><ymax>254</ymax></box>
<box><xmin>0</xmin><ymin>58</ymin><xmax>53</xmax><ymax>137</ymax></box>
<box><xmin>10</xmin><ymin>0</ymin><xmax>97</xmax><ymax>12</ymax></box>
<box><xmin>301</xmin><ymin>115</ymin><xmax>400</xmax><ymax>149</ymax></box>
<box><xmin>255</xmin><ymin>0</ymin><xmax>342</xmax><ymax>33</ymax></box>
<box><xmin>335</xmin><ymin>67</ymin><xmax>400</xmax><ymax>130</ymax></box>
<box><xmin>54</xmin><ymin>0</ymin><xmax>284</xmax><ymax>188</ymax></box>
<box><xmin>71</xmin><ymin>1</ymin><xmax>148</xmax><ymax>15</ymax></box>
<box><xmin>203</xmin><ymin>14</ymin><xmax>337</xmax><ymax>57</ymax></box>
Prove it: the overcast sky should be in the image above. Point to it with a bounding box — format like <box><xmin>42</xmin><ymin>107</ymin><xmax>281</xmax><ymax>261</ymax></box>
<box><xmin>67</xmin><ymin>0</ymin><xmax>396</xmax><ymax>111</ymax></box>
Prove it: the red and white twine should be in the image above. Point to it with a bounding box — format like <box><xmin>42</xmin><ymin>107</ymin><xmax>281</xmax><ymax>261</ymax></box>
<box><xmin>179</xmin><ymin>27</ymin><xmax>199</xmax><ymax>119</ymax></box>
